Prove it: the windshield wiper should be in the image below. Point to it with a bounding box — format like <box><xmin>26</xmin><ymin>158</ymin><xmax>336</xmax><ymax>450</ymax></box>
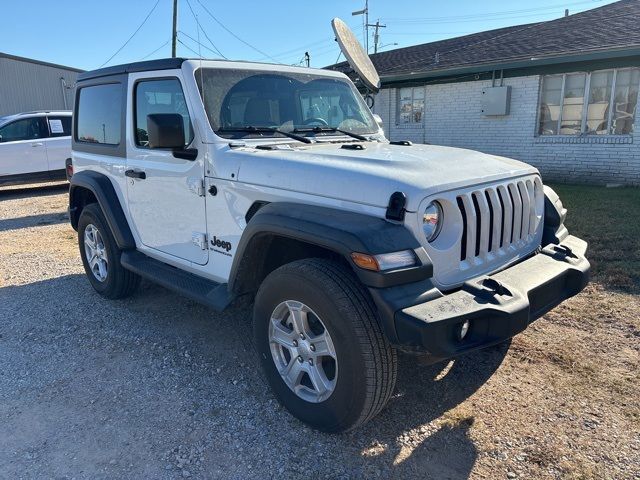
<box><xmin>293</xmin><ymin>126</ymin><xmax>369</xmax><ymax>142</ymax></box>
<box><xmin>217</xmin><ymin>126</ymin><xmax>312</xmax><ymax>144</ymax></box>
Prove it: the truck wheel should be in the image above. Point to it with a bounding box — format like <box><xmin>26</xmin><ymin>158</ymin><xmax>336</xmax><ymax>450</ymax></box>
<box><xmin>77</xmin><ymin>203</ymin><xmax>140</xmax><ymax>299</ymax></box>
<box><xmin>253</xmin><ymin>258</ymin><xmax>397</xmax><ymax>432</ymax></box>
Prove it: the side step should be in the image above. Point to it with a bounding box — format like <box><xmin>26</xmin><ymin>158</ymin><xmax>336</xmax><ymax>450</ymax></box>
<box><xmin>120</xmin><ymin>250</ymin><xmax>234</xmax><ymax>311</ymax></box>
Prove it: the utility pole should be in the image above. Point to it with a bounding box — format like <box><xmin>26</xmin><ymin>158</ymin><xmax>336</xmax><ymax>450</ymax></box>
<box><xmin>366</xmin><ymin>19</ymin><xmax>386</xmax><ymax>54</ymax></box>
<box><xmin>171</xmin><ymin>0</ymin><xmax>178</xmax><ymax>58</ymax></box>
<box><xmin>304</xmin><ymin>52</ymin><xmax>310</xmax><ymax>67</ymax></box>
<box><xmin>352</xmin><ymin>0</ymin><xmax>369</xmax><ymax>52</ymax></box>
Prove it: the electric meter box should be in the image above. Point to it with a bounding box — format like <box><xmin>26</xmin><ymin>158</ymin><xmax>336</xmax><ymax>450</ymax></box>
<box><xmin>481</xmin><ymin>86</ymin><xmax>511</xmax><ymax>116</ymax></box>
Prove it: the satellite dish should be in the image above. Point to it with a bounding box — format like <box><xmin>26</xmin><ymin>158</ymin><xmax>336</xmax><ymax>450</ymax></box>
<box><xmin>332</xmin><ymin>17</ymin><xmax>381</xmax><ymax>93</ymax></box>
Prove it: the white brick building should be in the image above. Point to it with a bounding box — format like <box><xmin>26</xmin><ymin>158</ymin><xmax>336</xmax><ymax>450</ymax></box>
<box><xmin>331</xmin><ymin>0</ymin><xmax>640</xmax><ymax>185</ymax></box>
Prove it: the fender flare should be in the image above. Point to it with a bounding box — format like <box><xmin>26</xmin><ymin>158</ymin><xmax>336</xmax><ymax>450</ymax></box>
<box><xmin>69</xmin><ymin>170</ymin><xmax>136</xmax><ymax>249</ymax></box>
<box><xmin>228</xmin><ymin>202</ymin><xmax>433</xmax><ymax>293</ymax></box>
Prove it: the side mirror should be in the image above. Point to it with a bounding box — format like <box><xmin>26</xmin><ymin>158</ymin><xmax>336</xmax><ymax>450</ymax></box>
<box><xmin>372</xmin><ymin>114</ymin><xmax>384</xmax><ymax>130</ymax></box>
<box><xmin>147</xmin><ymin>113</ymin><xmax>185</xmax><ymax>149</ymax></box>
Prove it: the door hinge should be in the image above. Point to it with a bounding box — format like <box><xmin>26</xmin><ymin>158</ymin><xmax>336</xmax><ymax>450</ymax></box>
<box><xmin>192</xmin><ymin>232</ymin><xmax>207</xmax><ymax>250</ymax></box>
<box><xmin>188</xmin><ymin>178</ymin><xmax>206</xmax><ymax>197</ymax></box>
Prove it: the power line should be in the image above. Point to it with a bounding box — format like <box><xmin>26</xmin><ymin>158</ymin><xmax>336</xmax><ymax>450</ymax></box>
<box><xmin>177</xmin><ymin>38</ymin><xmax>202</xmax><ymax>57</ymax></box>
<box><xmin>99</xmin><ymin>0</ymin><xmax>161</xmax><ymax>68</ymax></box>
<box><xmin>382</xmin><ymin>0</ymin><xmax>605</xmax><ymax>23</ymax></box>
<box><xmin>179</xmin><ymin>31</ymin><xmax>225</xmax><ymax>58</ymax></box>
<box><xmin>141</xmin><ymin>39</ymin><xmax>171</xmax><ymax>60</ymax></box>
<box><xmin>184</xmin><ymin>0</ymin><xmax>227</xmax><ymax>58</ymax></box>
<box><xmin>383</xmin><ymin>9</ymin><xmax>633</xmax><ymax>73</ymax></box>
<box><xmin>195</xmin><ymin>0</ymin><xmax>280</xmax><ymax>62</ymax></box>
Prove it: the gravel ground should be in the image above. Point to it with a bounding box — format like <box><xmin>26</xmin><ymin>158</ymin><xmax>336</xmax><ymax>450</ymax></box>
<box><xmin>0</xmin><ymin>183</ymin><xmax>638</xmax><ymax>480</ymax></box>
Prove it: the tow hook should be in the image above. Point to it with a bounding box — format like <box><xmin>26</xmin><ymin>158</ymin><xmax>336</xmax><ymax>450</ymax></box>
<box><xmin>482</xmin><ymin>278</ymin><xmax>512</xmax><ymax>297</ymax></box>
<box><xmin>553</xmin><ymin>244</ymin><xmax>577</xmax><ymax>258</ymax></box>
<box><xmin>465</xmin><ymin>277</ymin><xmax>512</xmax><ymax>301</ymax></box>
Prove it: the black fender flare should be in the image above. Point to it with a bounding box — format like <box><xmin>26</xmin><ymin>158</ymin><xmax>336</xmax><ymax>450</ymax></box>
<box><xmin>228</xmin><ymin>202</ymin><xmax>433</xmax><ymax>293</ymax></box>
<box><xmin>68</xmin><ymin>170</ymin><xmax>136</xmax><ymax>250</ymax></box>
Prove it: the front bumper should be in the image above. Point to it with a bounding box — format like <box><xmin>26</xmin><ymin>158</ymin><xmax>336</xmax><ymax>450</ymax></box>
<box><xmin>393</xmin><ymin>235</ymin><xmax>590</xmax><ymax>362</ymax></box>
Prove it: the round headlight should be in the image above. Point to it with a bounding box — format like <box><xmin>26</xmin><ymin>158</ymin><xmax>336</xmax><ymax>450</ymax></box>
<box><xmin>423</xmin><ymin>201</ymin><xmax>443</xmax><ymax>242</ymax></box>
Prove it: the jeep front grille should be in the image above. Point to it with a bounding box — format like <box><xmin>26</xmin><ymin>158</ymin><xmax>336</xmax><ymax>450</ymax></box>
<box><xmin>456</xmin><ymin>177</ymin><xmax>543</xmax><ymax>263</ymax></box>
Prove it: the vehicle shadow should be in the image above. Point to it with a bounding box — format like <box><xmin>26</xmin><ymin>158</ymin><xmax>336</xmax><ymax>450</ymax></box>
<box><xmin>0</xmin><ymin>182</ymin><xmax>68</xmax><ymax>201</ymax></box>
<box><xmin>350</xmin><ymin>343</ymin><xmax>510</xmax><ymax>479</ymax></box>
<box><xmin>0</xmin><ymin>211</ymin><xmax>69</xmax><ymax>232</ymax></box>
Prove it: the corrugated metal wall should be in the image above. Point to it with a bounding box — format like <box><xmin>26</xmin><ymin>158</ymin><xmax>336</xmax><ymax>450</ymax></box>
<box><xmin>0</xmin><ymin>57</ymin><xmax>79</xmax><ymax>116</ymax></box>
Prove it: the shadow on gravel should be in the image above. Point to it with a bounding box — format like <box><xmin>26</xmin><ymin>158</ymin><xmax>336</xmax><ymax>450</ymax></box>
<box><xmin>0</xmin><ymin>273</ymin><xmax>509</xmax><ymax>479</ymax></box>
<box><xmin>0</xmin><ymin>182</ymin><xmax>68</xmax><ymax>201</ymax></box>
<box><xmin>0</xmin><ymin>211</ymin><xmax>69</xmax><ymax>232</ymax></box>
<box><xmin>352</xmin><ymin>343</ymin><xmax>510</xmax><ymax>478</ymax></box>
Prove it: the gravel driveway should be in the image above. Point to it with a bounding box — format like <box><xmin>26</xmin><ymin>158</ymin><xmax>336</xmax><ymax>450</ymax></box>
<box><xmin>0</xmin><ymin>184</ymin><xmax>638</xmax><ymax>480</ymax></box>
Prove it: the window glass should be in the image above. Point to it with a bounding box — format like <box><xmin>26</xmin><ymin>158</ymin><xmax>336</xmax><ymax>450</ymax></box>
<box><xmin>538</xmin><ymin>68</ymin><xmax>639</xmax><ymax>136</ymax></box>
<box><xmin>560</xmin><ymin>73</ymin><xmax>586</xmax><ymax>134</ymax></box>
<box><xmin>611</xmin><ymin>68</ymin><xmax>639</xmax><ymax>135</ymax></box>
<box><xmin>538</xmin><ymin>75</ymin><xmax>562</xmax><ymax>135</ymax></box>
<box><xmin>47</xmin><ymin>116</ymin><xmax>72</xmax><ymax>137</ymax></box>
<box><xmin>0</xmin><ymin>117</ymin><xmax>47</xmax><ymax>142</ymax></box>
<box><xmin>586</xmin><ymin>71</ymin><xmax>613</xmax><ymax>135</ymax></box>
<box><xmin>76</xmin><ymin>84</ymin><xmax>122</xmax><ymax>145</ymax></box>
<box><xmin>196</xmin><ymin>69</ymin><xmax>378</xmax><ymax>137</ymax></box>
<box><xmin>398</xmin><ymin>87</ymin><xmax>424</xmax><ymax>124</ymax></box>
<box><xmin>135</xmin><ymin>78</ymin><xmax>193</xmax><ymax>147</ymax></box>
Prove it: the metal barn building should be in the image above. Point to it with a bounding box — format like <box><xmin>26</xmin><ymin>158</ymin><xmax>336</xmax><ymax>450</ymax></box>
<box><xmin>0</xmin><ymin>52</ymin><xmax>82</xmax><ymax>117</ymax></box>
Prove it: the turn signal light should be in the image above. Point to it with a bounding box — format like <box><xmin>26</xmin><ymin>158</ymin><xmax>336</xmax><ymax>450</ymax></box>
<box><xmin>351</xmin><ymin>252</ymin><xmax>379</xmax><ymax>271</ymax></box>
<box><xmin>351</xmin><ymin>250</ymin><xmax>417</xmax><ymax>272</ymax></box>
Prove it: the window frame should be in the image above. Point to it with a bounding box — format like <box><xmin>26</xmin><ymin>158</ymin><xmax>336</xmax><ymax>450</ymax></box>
<box><xmin>72</xmin><ymin>74</ymin><xmax>127</xmax><ymax>158</ymax></box>
<box><xmin>536</xmin><ymin>67</ymin><xmax>639</xmax><ymax>137</ymax></box>
<box><xmin>132</xmin><ymin>76</ymin><xmax>195</xmax><ymax>150</ymax></box>
<box><xmin>396</xmin><ymin>86</ymin><xmax>425</xmax><ymax>125</ymax></box>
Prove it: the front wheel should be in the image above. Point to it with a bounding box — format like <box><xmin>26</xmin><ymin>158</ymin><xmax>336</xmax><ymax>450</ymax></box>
<box><xmin>253</xmin><ymin>258</ymin><xmax>397</xmax><ymax>432</ymax></box>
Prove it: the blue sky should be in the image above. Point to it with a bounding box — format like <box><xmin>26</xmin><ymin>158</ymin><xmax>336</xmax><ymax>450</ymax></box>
<box><xmin>1</xmin><ymin>0</ymin><xmax>616</xmax><ymax>71</ymax></box>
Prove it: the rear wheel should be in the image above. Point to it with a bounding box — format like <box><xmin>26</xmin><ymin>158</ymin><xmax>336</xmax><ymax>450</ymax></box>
<box><xmin>253</xmin><ymin>258</ymin><xmax>397</xmax><ymax>432</ymax></box>
<box><xmin>78</xmin><ymin>203</ymin><xmax>140</xmax><ymax>299</ymax></box>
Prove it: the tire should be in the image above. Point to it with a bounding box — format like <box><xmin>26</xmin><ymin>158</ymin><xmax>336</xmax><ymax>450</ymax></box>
<box><xmin>77</xmin><ymin>203</ymin><xmax>140</xmax><ymax>299</ymax></box>
<box><xmin>253</xmin><ymin>258</ymin><xmax>397</xmax><ymax>433</ymax></box>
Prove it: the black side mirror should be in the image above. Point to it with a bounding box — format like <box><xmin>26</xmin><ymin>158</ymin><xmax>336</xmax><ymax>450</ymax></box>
<box><xmin>147</xmin><ymin>113</ymin><xmax>185</xmax><ymax>149</ymax></box>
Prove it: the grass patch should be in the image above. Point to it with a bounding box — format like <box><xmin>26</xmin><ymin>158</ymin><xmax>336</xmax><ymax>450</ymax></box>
<box><xmin>549</xmin><ymin>184</ymin><xmax>640</xmax><ymax>292</ymax></box>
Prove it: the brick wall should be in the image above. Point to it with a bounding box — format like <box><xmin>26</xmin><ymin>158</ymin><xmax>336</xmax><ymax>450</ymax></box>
<box><xmin>372</xmin><ymin>75</ymin><xmax>640</xmax><ymax>185</ymax></box>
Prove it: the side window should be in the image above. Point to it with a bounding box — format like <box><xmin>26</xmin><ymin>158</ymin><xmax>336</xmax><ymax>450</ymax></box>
<box><xmin>76</xmin><ymin>83</ymin><xmax>122</xmax><ymax>145</ymax></box>
<box><xmin>47</xmin><ymin>116</ymin><xmax>72</xmax><ymax>137</ymax></box>
<box><xmin>135</xmin><ymin>78</ymin><xmax>193</xmax><ymax>147</ymax></box>
<box><xmin>0</xmin><ymin>117</ymin><xmax>47</xmax><ymax>143</ymax></box>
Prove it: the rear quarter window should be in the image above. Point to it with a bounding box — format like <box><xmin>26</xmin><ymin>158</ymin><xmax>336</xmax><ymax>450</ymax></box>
<box><xmin>47</xmin><ymin>116</ymin><xmax>72</xmax><ymax>137</ymax></box>
<box><xmin>76</xmin><ymin>84</ymin><xmax>122</xmax><ymax>145</ymax></box>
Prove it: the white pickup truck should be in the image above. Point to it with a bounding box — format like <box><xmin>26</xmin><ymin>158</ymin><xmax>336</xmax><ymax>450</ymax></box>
<box><xmin>0</xmin><ymin>110</ymin><xmax>72</xmax><ymax>186</ymax></box>
<box><xmin>68</xmin><ymin>57</ymin><xmax>589</xmax><ymax>432</ymax></box>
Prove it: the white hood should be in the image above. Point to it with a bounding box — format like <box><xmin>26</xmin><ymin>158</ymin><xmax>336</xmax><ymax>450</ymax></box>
<box><xmin>231</xmin><ymin>142</ymin><xmax>539</xmax><ymax>211</ymax></box>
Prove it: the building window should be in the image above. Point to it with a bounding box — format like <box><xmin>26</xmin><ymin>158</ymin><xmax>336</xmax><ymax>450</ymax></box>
<box><xmin>538</xmin><ymin>67</ymin><xmax>639</xmax><ymax>136</ymax></box>
<box><xmin>397</xmin><ymin>87</ymin><xmax>425</xmax><ymax>124</ymax></box>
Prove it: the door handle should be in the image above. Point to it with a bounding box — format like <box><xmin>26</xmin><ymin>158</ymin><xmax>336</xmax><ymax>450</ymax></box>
<box><xmin>125</xmin><ymin>169</ymin><xmax>146</xmax><ymax>179</ymax></box>
<box><xmin>31</xmin><ymin>142</ymin><xmax>43</xmax><ymax>147</ymax></box>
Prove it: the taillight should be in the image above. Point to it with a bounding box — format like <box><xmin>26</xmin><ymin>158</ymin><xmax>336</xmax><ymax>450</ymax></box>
<box><xmin>66</xmin><ymin>163</ymin><xmax>74</xmax><ymax>178</ymax></box>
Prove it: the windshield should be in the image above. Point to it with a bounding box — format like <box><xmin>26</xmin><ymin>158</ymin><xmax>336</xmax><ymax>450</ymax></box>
<box><xmin>195</xmin><ymin>68</ymin><xmax>378</xmax><ymax>139</ymax></box>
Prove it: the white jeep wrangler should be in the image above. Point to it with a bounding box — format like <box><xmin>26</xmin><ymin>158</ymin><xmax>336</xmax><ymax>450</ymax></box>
<box><xmin>69</xmin><ymin>57</ymin><xmax>590</xmax><ymax>432</ymax></box>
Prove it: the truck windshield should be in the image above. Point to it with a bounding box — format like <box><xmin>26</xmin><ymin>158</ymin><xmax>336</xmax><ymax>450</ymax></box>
<box><xmin>195</xmin><ymin>68</ymin><xmax>378</xmax><ymax>140</ymax></box>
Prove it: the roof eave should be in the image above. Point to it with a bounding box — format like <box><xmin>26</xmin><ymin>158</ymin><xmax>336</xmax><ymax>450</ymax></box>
<box><xmin>380</xmin><ymin>46</ymin><xmax>640</xmax><ymax>84</ymax></box>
